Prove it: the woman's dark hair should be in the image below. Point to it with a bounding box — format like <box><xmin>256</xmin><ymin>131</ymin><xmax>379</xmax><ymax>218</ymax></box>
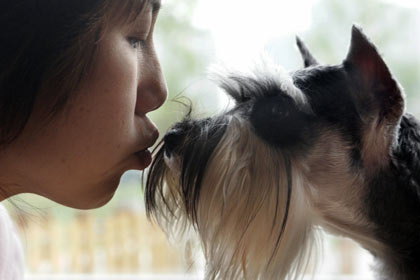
<box><xmin>0</xmin><ymin>0</ymin><xmax>148</xmax><ymax>147</ymax></box>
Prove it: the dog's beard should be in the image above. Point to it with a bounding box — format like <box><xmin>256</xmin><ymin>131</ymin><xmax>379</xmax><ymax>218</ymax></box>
<box><xmin>146</xmin><ymin>116</ymin><xmax>319</xmax><ymax>279</ymax></box>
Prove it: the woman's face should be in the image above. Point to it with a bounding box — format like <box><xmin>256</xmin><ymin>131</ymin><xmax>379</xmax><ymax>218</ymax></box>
<box><xmin>0</xmin><ymin>1</ymin><xmax>167</xmax><ymax>209</ymax></box>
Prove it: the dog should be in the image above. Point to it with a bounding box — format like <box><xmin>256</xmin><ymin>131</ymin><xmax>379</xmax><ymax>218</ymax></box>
<box><xmin>145</xmin><ymin>25</ymin><xmax>420</xmax><ymax>280</ymax></box>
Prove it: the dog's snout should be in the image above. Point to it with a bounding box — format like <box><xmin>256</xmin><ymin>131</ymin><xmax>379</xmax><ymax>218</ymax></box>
<box><xmin>164</xmin><ymin>129</ymin><xmax>184</xmax><ymax>157</ymax></box>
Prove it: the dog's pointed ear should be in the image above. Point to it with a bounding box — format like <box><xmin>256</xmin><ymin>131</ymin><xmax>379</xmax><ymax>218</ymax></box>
<box><xmin>344</xmin><ymin>25</ymin><xmax>404</xmax><ymax>122</ymax></box>
<box><xmin>345</xmin><ymin>25</ymin><xmax>405</xmax><ymax>171</ymax></box>
<box><xmin>296</xmin><ymin>36</ymin><xmax>319</xmax><ymax>67</ymax></box>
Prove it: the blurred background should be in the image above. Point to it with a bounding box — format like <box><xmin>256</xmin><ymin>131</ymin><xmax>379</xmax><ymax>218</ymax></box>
<box><xmin>4</xmin><ymin>0</ymin><xmax>420</xmax><ymax>279</ymax></box>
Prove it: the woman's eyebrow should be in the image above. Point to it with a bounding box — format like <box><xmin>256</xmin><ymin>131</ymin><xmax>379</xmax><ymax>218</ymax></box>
<box><xmin>150</xmin><ymin>0</ymin><xmax>162</xmax><ymax>13</ymax></box>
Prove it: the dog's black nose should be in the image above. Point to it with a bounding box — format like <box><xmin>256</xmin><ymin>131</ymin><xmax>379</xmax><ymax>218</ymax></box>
<box><xmin>164</xmin><ymin>128</ymin><xmax>184</xmax><ymax>157</ymax></box>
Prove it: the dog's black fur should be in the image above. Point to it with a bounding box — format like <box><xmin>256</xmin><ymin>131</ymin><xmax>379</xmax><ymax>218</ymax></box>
<box><xmin>370</xmin><ymin>114</ymin><xmax>420</xmax><ymax>276</ymax></box>
<box><xmin>145</xmin><ymin>26</ymin><xmax>420</xmax><ymax>279</ymax></box>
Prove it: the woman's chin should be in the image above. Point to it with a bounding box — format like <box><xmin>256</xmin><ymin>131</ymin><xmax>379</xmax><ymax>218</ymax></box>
<box><xmin>86</xmin><ymin>179</ymin><xmax>121</xmax><ymax>209</ymax></box>
<box><xmin>52</xmin><ymin>180</ymin><xmax>120</xmax><ymax>210</ymax></box>
<box><xmin>87</xmin><ymin>190</ymin><xmax>117</xmax><ymax>209</ymax></box>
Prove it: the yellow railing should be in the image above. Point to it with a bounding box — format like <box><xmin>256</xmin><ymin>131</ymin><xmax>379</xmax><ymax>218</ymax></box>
<box><xmin>10</xmin><ymin>206</ymin><xmax>372</xmax><ymax>277</ymax></box>
<box><xmin>14</xmin><ymin>210</ymin><xmax>198</xmax><ymax>275</ymax></box>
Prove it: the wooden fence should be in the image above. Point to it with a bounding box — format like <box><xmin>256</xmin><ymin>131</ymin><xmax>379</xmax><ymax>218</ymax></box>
<box><xmin>13</xmin><ymin>209</ymin><xmax>197</xmax><ymax>275</ymax></box>
<box><xmin>10</xmin><ymin>208</ymin><xmax>372</xmax><ymax>276</ymax></box>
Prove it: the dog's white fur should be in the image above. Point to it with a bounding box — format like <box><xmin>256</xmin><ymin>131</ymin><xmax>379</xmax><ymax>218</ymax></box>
<box><xmin>157</xmin><ymin>115</ymin><xmax>390</xmax><ymax>279</ymax></box>
<box><xmin>210</xmin><ymin>54</ymin><xmax>310</xmax><ymax>108</ymax></box>
<box><xmin>159</xmin><ymin>116</ymin><xmax>317</xmax><ymax>279</ymax></box>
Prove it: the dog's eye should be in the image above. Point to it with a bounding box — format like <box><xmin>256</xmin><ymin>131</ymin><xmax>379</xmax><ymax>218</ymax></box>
<box><xmin>270</xmin><ymin>104</ymin><xmax>290</xmax><ymax>117</ymax></box>
<box><xmin>259</xmin><ymin>95</ymin><xmax>296</xmax><ymax>118</ymax></box>
<box><xmin>250</xmin><ymin>96</ymin><xmax>314</xmax><ymax>148</ymax></box>
<box><xmin>164</xmin><ymin>128</ymin><xmax>184</xmax><ymax>156</ymax></box>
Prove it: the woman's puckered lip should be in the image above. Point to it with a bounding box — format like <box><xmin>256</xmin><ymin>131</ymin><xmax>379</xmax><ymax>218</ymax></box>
<box><xmin>135</xmin><ymin>126</ymin><xmax>159</xmax><ymax>153</ymax></box>
<box><xmin>138</xmin><ymin>134</ymin><xmax>159</xmax><ymax>153</ymax></box>
<box><xmin>134</xmin><ymin>117</ymin><xmax>160</xmax><ymax>152</ymax></box>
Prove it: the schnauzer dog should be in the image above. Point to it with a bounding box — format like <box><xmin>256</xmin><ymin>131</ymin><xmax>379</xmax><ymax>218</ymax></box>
<box><xmin>145</xmin><ymin>26</ymin><xmax>420</xmax><ymax>280</ymax></box>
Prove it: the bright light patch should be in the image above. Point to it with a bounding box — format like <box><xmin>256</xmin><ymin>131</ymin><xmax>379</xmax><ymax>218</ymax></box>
<box><xmin>384</xmin><ymin>0</ymin><xmax>420</xmax><ymax>9</ymax></box>
<box><xmin>194</xmin><ymin>0</ymin><xmax>314</xmax><ymax>65</ymax></box>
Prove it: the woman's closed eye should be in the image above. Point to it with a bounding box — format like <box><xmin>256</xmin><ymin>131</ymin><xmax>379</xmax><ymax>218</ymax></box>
<box><xmin>127</xmin><ymin>36</ymin><xmax>147</xmax><ymax>49</ymax></box>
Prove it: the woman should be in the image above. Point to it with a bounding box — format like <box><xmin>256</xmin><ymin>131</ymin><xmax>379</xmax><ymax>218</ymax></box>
<box><xmin>0</xmin><ymin>0</ymin><xmax>167</xmax><ymax>278</ymax></box>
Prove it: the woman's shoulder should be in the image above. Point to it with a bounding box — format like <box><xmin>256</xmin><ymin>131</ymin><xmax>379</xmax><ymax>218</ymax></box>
<box><xmin>0</xmin><ymin>203</ymin><xmax>25</xmax><ymax>280</ymax></box>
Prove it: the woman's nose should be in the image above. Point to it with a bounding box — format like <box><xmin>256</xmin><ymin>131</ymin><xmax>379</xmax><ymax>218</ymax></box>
<box><xmin>135</xmin><ymin>53</ymin><xmax>168</xmax><ymax>115</ymax></box>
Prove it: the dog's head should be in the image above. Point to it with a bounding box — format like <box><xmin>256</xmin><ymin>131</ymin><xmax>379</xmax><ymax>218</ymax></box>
<box><xmin>145</xmin><ymin>26</ymin><xmax>404</xmax><ymax>279</ymax></box>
